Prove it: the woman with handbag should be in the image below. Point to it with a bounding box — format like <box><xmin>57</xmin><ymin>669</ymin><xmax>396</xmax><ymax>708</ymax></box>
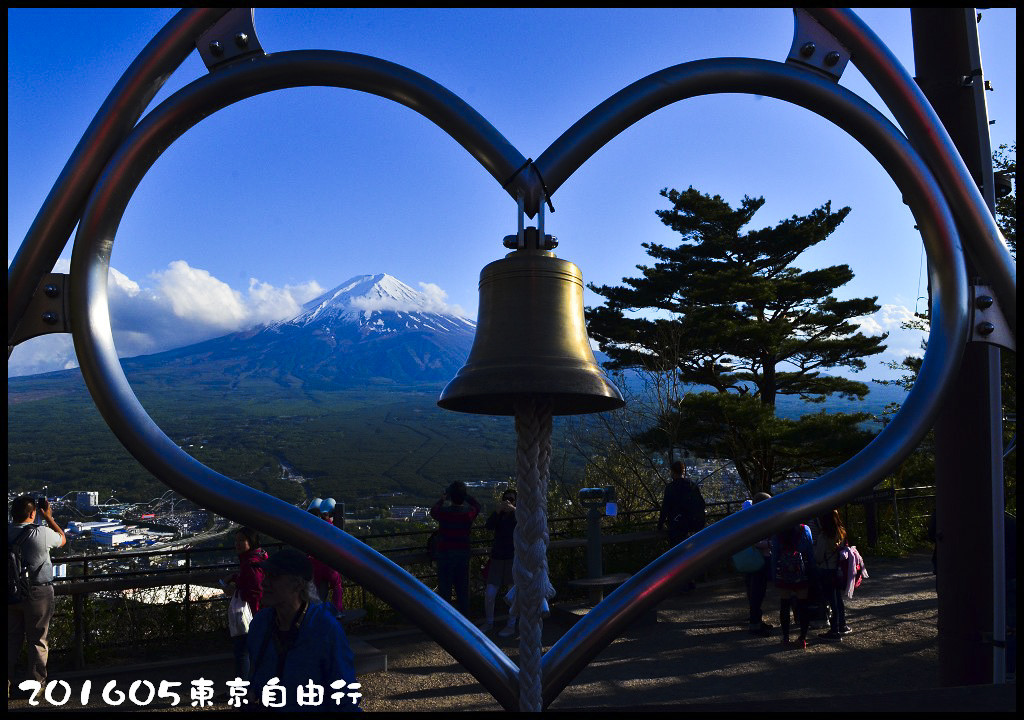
<box><xmin>226</xmin><ymin>527</ymin><xmax>268</xmax><ymax>679</ymax></box>
<box><xmin>814</xmin><ymin>509</ymin><xmax>850</xmax><ymax>641</ymax></box>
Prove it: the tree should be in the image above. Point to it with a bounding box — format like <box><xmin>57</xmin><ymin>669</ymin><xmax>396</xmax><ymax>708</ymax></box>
<box><xmin>993</xmin><ymin>142</ymin><xmax>1016</xmax><ymax>255</ymax></box>
<box><xmin>563</xmin><ymin>357</ymin><xmax>689</xmax><ymax>516</ymax></box>
<box><xmin>586</xmin><ymin>187</ymin><xmax>887</xmax><ymax>496</ymax></box>
<box><xmin>993</xmin><ymin>143</ymin><xmax>1017</xmax><ymax>515</ymax></box>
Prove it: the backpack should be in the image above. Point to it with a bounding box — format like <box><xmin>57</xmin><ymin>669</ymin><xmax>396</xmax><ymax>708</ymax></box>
<box><xmin>7</xmin><ymin>526</ymin><xmax>38</xmax><ymax>604</ymax></box>
<box><xmin>837</xmin><ymin>544</ymin><xmax>868</xmax><ymax>597</ymax></box>
<box><xmin>776</xmin><ymin>545</ymin><xmax>807</xmax><ymax>586</ymax></box>
<box><xmin>731</xmin><ymin>546</ymin><xmax>765</xmax><ymax>574</ymax></box>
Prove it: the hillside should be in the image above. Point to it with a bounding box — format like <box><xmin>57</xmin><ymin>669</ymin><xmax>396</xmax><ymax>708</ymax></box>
<box><xmin>7</xmin><ymin>269</ymin><xmax>906</xmax><ymax>508</ymax></box>
<box><xmin>8</xmin><ymin>364</ymin><xmax>905</xmax><ymax>510</ymax></box>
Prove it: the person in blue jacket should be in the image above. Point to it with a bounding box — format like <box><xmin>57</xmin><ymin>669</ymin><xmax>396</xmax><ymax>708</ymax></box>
<box><xmin>248</xmin><ymin>548</ymin><xmax>360</xmax><ymax>712</ymax></box>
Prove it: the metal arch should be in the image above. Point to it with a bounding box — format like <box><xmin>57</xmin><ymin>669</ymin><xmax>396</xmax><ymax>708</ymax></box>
<box><xmin>805</xmin><ymin>8</ymin><xmax>1015</xmax><ymax>338</ymax></box>
<box><xmin>7</xmin><ymin>8</ymin><xmax>231</xmax><ymax>348</ymax></box>
<box><xmin>532</xmin><ymin>59</ymin><xmax>970</xmax><ymax>705</ymax></box>
<box><xmin>67</xmin><ymin>52</ymin><xmax>967</xmax><ymax>708</ymax></box>
<box><xmin>530</xmin><ymin>8</ymin><xmax>1016</xmax><ymax>336</ymax></box>
<box><xmin>5</xmin><ymin>9</ymin><xmax>540</xmax><ymax>351</ymax></box>
<box><xmin>67</xmin><ymin>49</ymin><xmax>536</xmax><ymax>711</ymax></box>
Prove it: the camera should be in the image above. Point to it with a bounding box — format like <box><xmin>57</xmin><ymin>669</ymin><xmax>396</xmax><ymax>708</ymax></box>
<box><xmin>578</xmin><ymin>487</ymin><xmax>617</xmax><ymax>516</ymax></box>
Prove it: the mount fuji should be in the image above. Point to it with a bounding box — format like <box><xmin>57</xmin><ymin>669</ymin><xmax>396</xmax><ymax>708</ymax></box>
<box><xmin>118</xmin><ymin>273</ymin><xmax>478</xmax><ymax>389</ymax></box>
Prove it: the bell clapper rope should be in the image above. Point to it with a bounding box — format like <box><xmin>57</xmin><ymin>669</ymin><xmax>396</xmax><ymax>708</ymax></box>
<box><xmin>512</xmin><ymin>396</ymin><xmax>554</xmax><ymax>713</ymax></box>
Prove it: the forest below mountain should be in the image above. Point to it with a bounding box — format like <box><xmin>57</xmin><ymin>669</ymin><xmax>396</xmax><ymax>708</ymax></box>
<box><xmin>8</xmin><ymin>365</ymin><xmax>907</xmax><ymax>511</ymax></box>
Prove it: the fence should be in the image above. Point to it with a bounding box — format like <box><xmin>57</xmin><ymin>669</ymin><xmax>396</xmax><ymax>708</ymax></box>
<box><xmin>46</xmin><ymin>491</ymin><xmax>933</xmax><ymax>667</ymax></box>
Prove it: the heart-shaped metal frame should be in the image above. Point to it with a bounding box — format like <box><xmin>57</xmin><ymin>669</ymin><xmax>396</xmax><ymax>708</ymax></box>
<box><xmin>8</xmin><ymin>8</ymin><xmax>1015</xmax><ymax>712</ymax></box>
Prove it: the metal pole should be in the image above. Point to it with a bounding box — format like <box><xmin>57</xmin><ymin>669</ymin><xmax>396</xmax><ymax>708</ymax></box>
<box><xmin>184</xmin><ymin>548</ymin><xmax>192</xmax><ymax>636</ymax></box>
<box><xmin>72</xmin><ymin>593</ymin><xmax>85</xmax><ymax>670</ymax></box>
<box><xmin>586</xmin><ymin>506</ymin><xmax>604</xmax><ymax>604</ymax></box>
<box><xmin>911</xmin><ymin>7</ymin><xmax>1005</xmax><ymax>687</ymax></box>
<box><xmin>585</xmin><ymin>507</ymin><xmax>603</xmax><ymax>579</ymax></box>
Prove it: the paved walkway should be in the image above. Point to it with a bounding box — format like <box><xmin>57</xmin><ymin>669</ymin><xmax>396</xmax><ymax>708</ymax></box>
<box><xmin>8</xmin><ymin>553</ymin><xmax>1016</xmax><ymax>712</ymax></box>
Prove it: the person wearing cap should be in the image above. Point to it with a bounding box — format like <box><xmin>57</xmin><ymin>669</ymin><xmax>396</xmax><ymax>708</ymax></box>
<box><xmin>8</xmin><ymin>495</ymin><xmax>65</xmax><ymax>697</ymax></box>
<box><xmin>247</xmin><ymin>549</ymin><xmax>359</xmax><ymax>711</ymax></box>
<box><xmin>309</xmin><ymin>499</ymin><xmax>345</xmax><ymax>617</ymax></box>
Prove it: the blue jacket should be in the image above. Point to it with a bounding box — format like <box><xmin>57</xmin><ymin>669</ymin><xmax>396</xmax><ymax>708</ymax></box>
<box><xmin>248</xmin><ymin>601</ymin><xmax>360</xmax><ymax>712</ymax></box>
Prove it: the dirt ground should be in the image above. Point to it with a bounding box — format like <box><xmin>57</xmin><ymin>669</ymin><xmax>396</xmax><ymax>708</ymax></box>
<box><xmin>357</xmin><ymin>552</ymin><xmax>947</xmax><ymax>711</ymax></box>
<box><xmin>9</xmin><ymin>552</ymin><xmax>1016</xmax><ymax>712</ymax></box>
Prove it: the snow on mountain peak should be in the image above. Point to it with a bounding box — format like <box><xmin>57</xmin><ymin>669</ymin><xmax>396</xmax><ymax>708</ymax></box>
<box><xmin>284</xmin><ymin>273</ymin><xmax>474</xmax><ymax>334</ymax></box>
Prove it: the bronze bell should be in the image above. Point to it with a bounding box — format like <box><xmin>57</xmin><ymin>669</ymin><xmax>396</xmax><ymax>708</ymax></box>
<box><xmin>438</xmin><ymin>241</ymin><xmax>624</xmax><ymax>416</ymax></box>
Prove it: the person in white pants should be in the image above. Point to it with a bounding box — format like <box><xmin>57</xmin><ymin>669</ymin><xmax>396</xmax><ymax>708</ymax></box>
<box><xmin>481</xmin><ymin>490</ymin><xmax>517</xmax><ymax>636</ymax></box>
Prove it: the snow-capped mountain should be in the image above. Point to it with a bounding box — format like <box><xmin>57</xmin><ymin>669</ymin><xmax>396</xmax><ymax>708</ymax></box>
<box><xmin>279</xmin><ymin>274</ymin><xmax>476</xmax><ymax>337</ymax></box>
<box><xmin>116</xmin><ymin>273</ymin><xmax>478</xmax><ymax>389</ymax></box>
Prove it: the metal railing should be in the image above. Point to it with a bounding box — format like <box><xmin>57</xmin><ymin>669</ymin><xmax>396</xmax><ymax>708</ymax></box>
<box><xmin>47</xmin><ymin>492</ymin><xmax>935</xmax><ymax>668</ymax></box>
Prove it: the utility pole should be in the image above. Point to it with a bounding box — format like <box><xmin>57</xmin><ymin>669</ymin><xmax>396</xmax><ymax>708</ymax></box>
<box><xmin>911</xmin><ymin>7</ymin><xmax>1006</xmax><ymax>686</ymax></box>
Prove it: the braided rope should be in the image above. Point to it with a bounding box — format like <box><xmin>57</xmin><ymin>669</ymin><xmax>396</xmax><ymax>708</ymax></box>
<box><xmin>512</xmin><ymin>397</ymin><xmax>554</xmax><ymax>712</ymax></box>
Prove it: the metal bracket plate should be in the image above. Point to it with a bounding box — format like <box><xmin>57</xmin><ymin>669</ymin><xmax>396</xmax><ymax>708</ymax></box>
<box><xmin>8</xmin><ymin>273</ymin><xmax>71</xmax><ymax>347</ymax></box>
<box><xmin>196</xmin><ymin>8</ymin><xmax>264</xmax><ymax>72</ymax></box>
<box><xmin>786</xmin><ymin>9</ymin><xmax>852</xmax><ymax>82</ymax></box>
<box><xmin>970</xmin><ymin>284</ymin><xmax>1015</xmax><ymax>351</ymax></box>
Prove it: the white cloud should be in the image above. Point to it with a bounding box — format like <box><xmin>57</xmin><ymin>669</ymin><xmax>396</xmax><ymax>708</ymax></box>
<box><xmin>8</xmin><ymin>260</ymin><xmax>324</xmax><ymax>377</ymax></box>
<box><xmin>153</xmin><ymin>261</ymin><xmax>249</xmax><ymax>330</ymax></box>
<box><xmin>417</xmin><ymin>282</ymin><xmax>468</xmax><ymax>317</ymax></box>
<box><xmin>857</xmin><ymin>303</ymin><xmax>919</xmax><ymax>336</ymax></box>
<box><xmin>850</xmin><ymin>304</ymin><xmax>928</xmax><ymax>381</ymax></box>
<box><xmin>7</xmin><ymin>334</ymin><xmax>77</xmax><ymax>378</ymax></box>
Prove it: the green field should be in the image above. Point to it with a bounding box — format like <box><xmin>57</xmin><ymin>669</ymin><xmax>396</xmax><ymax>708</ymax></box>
<box><xmin>8</xmin><ymin>365</ymin><xmax>903</xmax><ymax>512</ymax></box>
<box><xmin>8</xmin><ymin>371</ymin><xmax>542</xmax><ymax>510</ymax></box>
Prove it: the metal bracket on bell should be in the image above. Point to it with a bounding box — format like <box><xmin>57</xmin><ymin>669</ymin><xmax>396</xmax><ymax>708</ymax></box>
<box><xmin>786</xmin><ymin>8</ymin><xmax>851</xmax><ymax>82</ymax></box>
<box><xmin>503</xmin><ymin>194</ymin><xmax>558</xmax><ymax>251</ymax></box>
<box><xmin>7</xmin><ymin>273</ymin><xmax>71</xmax><ymax>348</ymax></box>
<box><xmin>197</xmin><ymin>8</ymin><xmax>265</xmax><ymax>72</ymax></box>
<box><xmin>970</xmin><ymin>284</ymin><xmax>1015</xmax><ymax>351</ymax></box>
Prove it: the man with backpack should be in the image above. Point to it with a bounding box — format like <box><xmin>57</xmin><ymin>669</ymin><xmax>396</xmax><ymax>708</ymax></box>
<box><xmin>8</xmin><ymin>495</ymin><xmax>66</xmax><ymax>696</ymax></box>
<box><xmin>657</xmin><ymin>461</ymin><xmax>706</xmax><ymax>591</ymax></box>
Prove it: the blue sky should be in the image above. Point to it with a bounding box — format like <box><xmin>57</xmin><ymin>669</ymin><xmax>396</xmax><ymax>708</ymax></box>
<box><xmin>7</xmin><ymin>8</ymin><xmax>1017</xmax><ymax>378</ymax></box>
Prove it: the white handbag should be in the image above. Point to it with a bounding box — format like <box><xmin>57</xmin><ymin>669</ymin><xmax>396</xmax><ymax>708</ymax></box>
<box><xmin>228</xmin><ymin>592</ymin><xmax>253</xmax><ymax>637</ymax></box>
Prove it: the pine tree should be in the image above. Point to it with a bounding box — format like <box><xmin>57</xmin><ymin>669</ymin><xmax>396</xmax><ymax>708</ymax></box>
<box><xmin>586</xmin><ymin>187</ymin><xmax>887</xmax><ymax>495</ymax></box>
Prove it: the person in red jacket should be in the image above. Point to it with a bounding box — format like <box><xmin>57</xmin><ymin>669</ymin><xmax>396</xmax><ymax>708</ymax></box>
<box><xmin>430</xmin><ymin>481</ymin><xmax>481</xmax><ymax>616</ymax></box>
<box><xmin>309</xmin><ymin>498</ymin><xmax>345</xmax><ymax>617</ymax></box>
<box><xmin>226</xmin><ymin>527</ymin><xmax>268</xmax><ymax>679</ymax></box>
